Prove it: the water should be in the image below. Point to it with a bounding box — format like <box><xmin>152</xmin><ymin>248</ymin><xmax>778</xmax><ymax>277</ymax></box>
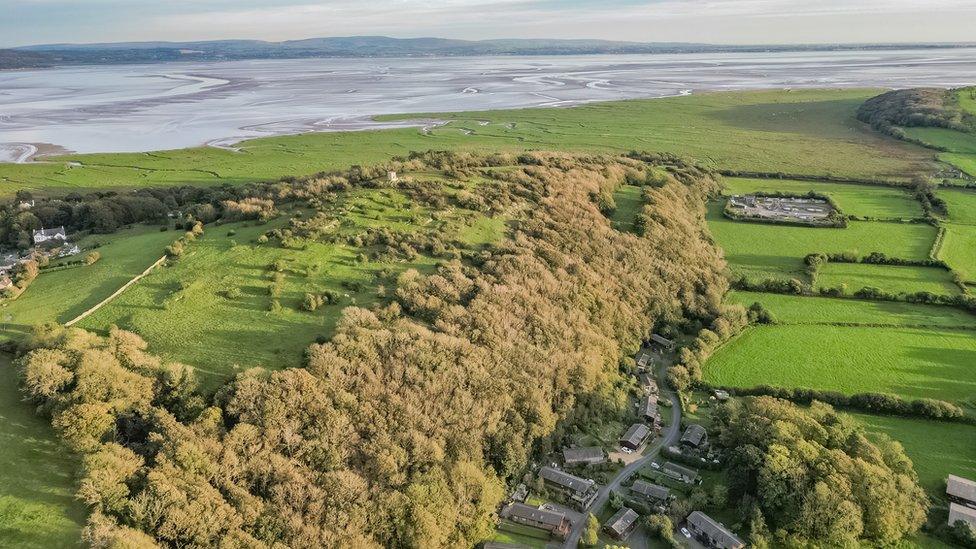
<box><xmin>1</xmin><ymin>48</ymin><xmax>975</xmax><ymax>162</ymax></box>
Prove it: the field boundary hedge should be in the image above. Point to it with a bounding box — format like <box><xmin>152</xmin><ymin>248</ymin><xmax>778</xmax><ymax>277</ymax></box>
<box><xmin>717</xmin><ymin>170</ymin><xmax>909</xmax><ymax>188</ymax></box>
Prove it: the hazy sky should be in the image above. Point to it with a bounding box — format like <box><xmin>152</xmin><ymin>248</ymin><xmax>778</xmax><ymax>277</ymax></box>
<box><xmin>3</xmin><ymin>0</ymin><xmax>976</xmax><ymax>48</ymax></box>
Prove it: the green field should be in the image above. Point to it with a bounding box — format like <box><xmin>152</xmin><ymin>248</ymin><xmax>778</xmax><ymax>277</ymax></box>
<box><xmin>728</xmin><ymin>291</ymin><xmax>976</xmax><ymax>327</ymax></box>
<box><xmin>609</xmin><ymin>184</ymin><xmax>644</xmax><ymax>232</ymax></box>
<box><xmin>902</xmin><ymin>127</ymin><xmax>976</xmax><ymax>155</ymax></box>
<box><xmin>938</xmin><ymin>187</ymin><xmax>976</xmax><ymax>225</ymax></box>
<box><xmin>958</xmin><ymin>88</ymin><xmax>976</xmax><ymax>117</ymax></box>
<box><xmin>0</xmin><ymin>89</ymin><xmax>935</xmax><ymax>197</ymax></box>
<box><xmin>938</xmin><ymin>223</ymin><xmax>976</xmax><ymax>282</ymax></box>
<box><xmin>704</xmin><ymin>324</ymin><xmax>976</xmax><ymax>403</ymax></box>
<box><xmin>0</xmin><ymin>225</ymin><xmax>176</xmax><ymax>341</ymax></box>
<box><xmin>707</xmin><ymin>202</ymin><xmax>938</xmax><ymax>281</ymax></box>
<box><xmin>856</xmin><ymin>412</ymin><xmax>976</xmax><ymax>497</ymax></box>
<box><xmin>721</xmin><ymin>177</ymin><xmax>922</xmax><ymax>219</ymax></box>
<box><xmin>0</xmin><ymin>356</ymin><xmax>85</xmax><ymax>548</ymax></box>
<box><xmin>815</xmin><ymin>263</ymin><xmax>960</xmax><ymax>296</ymax></box>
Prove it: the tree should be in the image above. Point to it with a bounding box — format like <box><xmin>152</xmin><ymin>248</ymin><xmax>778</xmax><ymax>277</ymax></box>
<box><xmin>581</xmin><ymin>513</ymin><xmax>600</xmax><ymax>547</ymax></box>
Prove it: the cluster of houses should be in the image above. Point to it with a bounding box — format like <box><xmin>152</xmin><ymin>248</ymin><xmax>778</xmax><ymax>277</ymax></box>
<box><xmin>0</xmin><ymin>226</ymin><xmax>79</xmax><ymax>290</ymax></box>
<box><xmin>947</xmin><ymin>474</ymin><xmax>976</xmax><ymax>531</ymax></box>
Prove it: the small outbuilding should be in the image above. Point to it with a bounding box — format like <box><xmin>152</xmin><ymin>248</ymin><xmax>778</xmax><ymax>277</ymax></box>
<box><xmin>619</xmin><ymin>423</ymin><xmax>651</xmax><ymax>451</ymax></box>
<box><xmin>947</xmin><ymin>474</ymin><xmax>976</xmax><ymax>506</ymax></box>
<box><xmin>662</xmin><ymin>461</ymin><xmax>698</xmax><ymax>484</ymax></box>
<box><xmin>604</xmin><ymin>507</ymin><xmax>639</xmax><ymax>540</ymax></box>
<box><xmin>680</xmin><ymin>424</ymin><xmax>708</xmax><ymax>450</ymax></box>
<box><xmin>650</xmin><ymin>333</ymin><xmax>675</xmax><ymax>351</ymax></box>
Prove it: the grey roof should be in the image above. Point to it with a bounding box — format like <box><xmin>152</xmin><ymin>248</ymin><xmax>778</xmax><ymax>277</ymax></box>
<box><xmin>631</xmin><ymin>479</ymin><xmax>669</xmax><ymax>500</ymax></box>
<box><xmin>663</xmin><ymin>461</ymin><xmax>698</xmax><ymax>480</ymax></box>
<box><xmin>620</xmin><ymin>423</ymin><xmax>651</xmax><ymax>446</ymax></box>
<box><xmin>539</xmin><ymin>466</ymin><xmax>595</xmax><ymax>494</ymax></box>
<box><xmin>650</xmin><ymin>334</ymin><xmax>674</xmax><ymax>346</ymax></box>
<box><xmin>605</xmin><ymin>507</ymin><xmax>639</xmax><ymax>535</ymax></box>
<box><xmin>687</xmin><ymin>511</ymin><xmax>745</xmax><ymax>549</ymax></box>
<box><xmin>638</xmin><ymin>373</ymin><xmax>657</xmax><ymax>388</ymax></box>
<box><xmin>948</xmin><ymin>475</ymin><xmax>976</xmax><ymax>503</ymax></box>
<box><xmin>949</xmin><ymin>503</ymin><xmax>976</xmax><ymax>528</ymax></box>
<box><xmin>34</xmin><ymin>226</ymin><xmax>66</xmax><ymax>237</ymax></box>
<box><xmin>681</xmin><ymin>424</ymin><xmax>707</xmax><ymax>447</ymax></box>
<box><xmin>639</xmin><ymin>395</ymin><xmax>658</xmax><ymax>419</ymax></box>
<box><xmin>503</xmin><ymin>503</ymin><xmax>566</xmax><ymax>528</ymax></box>
<box><xmin>563</xmin><ymin>446</ymin><xmax>605</xmax><ymax>463</ymax></box>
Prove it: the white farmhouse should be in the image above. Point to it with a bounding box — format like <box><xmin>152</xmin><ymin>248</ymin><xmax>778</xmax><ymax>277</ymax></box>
<box><xmin>33</xmin><ymin>226</ymin><xmax>67</xmax><ymax>245</ymax></box>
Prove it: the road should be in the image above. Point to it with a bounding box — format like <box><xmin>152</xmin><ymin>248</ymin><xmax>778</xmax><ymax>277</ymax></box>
<box><xmin>563</xmin><ymin>357</ymin><xmax>683</xmax><ymax>548</ymax></box>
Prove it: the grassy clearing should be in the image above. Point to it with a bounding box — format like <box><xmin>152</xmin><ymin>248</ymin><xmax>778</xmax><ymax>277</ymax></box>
<box><xmin>0</xmin><ymin>89</ymin><xmax>935</xmax><ymax>197</ymax></box>
<box><xmin>855</xmin><ymin>412</ymin><xmax>976</xmax><ymax>498</ymax></box>
<box><xmin>938</xmin><ymin>223</ymin><xmax>976</xmax><ymax>282</ymax></box>
<box><xmin>0</xmin><ymin>355</ymin><xmax>85</xmax><ymax>548</ymax></box>
<box><xmin>703</xmin><ymin>325</ymin><xmax>976</xmax><ymax>403</ymax></box>
<box><xmin>0</xmin><ymin>225</ymin><xmax>176</xmax><ymax>342</ymax></box>
<box><xmin>728</xmin><ymin>291</ymin><xmax>976</xmax><ymax>327</ymax></box>
<box><xmin>721</xmin><ymin>177</ymin><xmax>922</xmax><ymax>219</ymax></box>
<box><xmin>707</xmin><ymin>202</ymin><xmax>938</xmax><ymax>281</ymax></box>
<box><xmin>815</xmin><ymin>263</ymin><xmax>960</xmax><ymax>296</ymax></box>
<box><xmin>609</xmin><ymin>184</ymin><xmax>644</xmax><ymax>232</ymax></box>
<box><xmin>937</xmin><ymin>187</ymin><xmax>976</xmax><ymax>225</ymax></box>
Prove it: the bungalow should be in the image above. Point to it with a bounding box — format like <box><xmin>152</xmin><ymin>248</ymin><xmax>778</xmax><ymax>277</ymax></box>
<box><xmin>500</xmin><ymin>502</ymin><xmax>571</xmax><ymax>539</ymax></box>
<box><xmin>630</xmin><ymin>479</ymin><xmax>670</xmax><ymax>505</ymax></box>
<box><xmin>650</xmin><ymin>333</ymin><xmax>675</xmax><ymax>351</ymax></box>
<box><xmin>619</xmin><ymin>423</ymin><xmax>651</xmax><ymax>451</ymax></box>
<box><xmin>680</xmin><ymin>424</ymin><xmax>708</xmax><ymax>450</ymax></box>
<box><xmin>949</xmin><ymin>503</ymin><xmax>976</xmax><ymax>531</ymax></box>
<box><xmin>538</xmin><ymin>466</ymin><xmax>598</xmax><ymax>510</ymax></box>
<box><xmin>604</xmin><ymin>507</ymin><xmax>639</xmax><ymax>540</ymax></box>
<box><xmin>33</xmin><ymin>226</ymin><xmax>67</xmax><ymax>245</ymax></box>
<box><xmin>687</xmin><ymin>511</ymin><xmax>745</xmax><ymax>549</ymax></box>
<box><xmin>639</xmin><ymin>395</ymin><xmax>660</xmax><ymax>429</ymax></box>
<box><xmin>662</xmin><ymin>461</ymin><xmax>698</xmax><ymax>484</ymax></box>
<box><xmin>563</xmin><ymin>446</ymin><xmax>606</xmax><ymax>467</ymax></box>
<box><xmin>947</xmin><ymin>475</ymin><xmax>976</xmax><ymax>507</ymax></box>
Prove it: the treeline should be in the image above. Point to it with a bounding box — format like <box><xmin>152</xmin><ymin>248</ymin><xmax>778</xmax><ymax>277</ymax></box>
<box><xmin>14</xmin><ymin>152</ymin><xmax>731</xmax><ymax>547</ymax></box>
<box><xmin>666</xmin><ymin>305</ymin><xmax>748</xmax><ymax>393</ymax></box>
<box><xmin>857</xmin><ymin>88</ymin><xmax>976</xmax><ymax>141</ymax></box>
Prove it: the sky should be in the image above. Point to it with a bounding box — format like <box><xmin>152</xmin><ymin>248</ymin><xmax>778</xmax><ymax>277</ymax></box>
<box><xmin>2</xmin><ymin>0</ymin><xmax>976</xmax><ymax>48</ymax></box>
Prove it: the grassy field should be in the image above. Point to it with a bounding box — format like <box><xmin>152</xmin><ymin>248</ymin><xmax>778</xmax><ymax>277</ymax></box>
<box><xmin>0</xmin><ymin>89</ymin><xmax>935</xmax><ymax>197</ymax></box>
<box><xmin>938</xmin><ymin>223</ymin><xmax>976</xmax><ymax>282</ymax></box>
<box><xmin>902</xmin><ymin>127</ymin><xmax>976</xmax><ymax>155</ymax></box>
<box><xmin>609</xmin><ymin>184</ymin><xmax>644</xmax><ymax>233</ymax></box>
<box><xmin>0</xmin><ymin>225</ymin><xmax>176</xmax><ymax>341</ymax></box>
<box><xmin>703</xmin><ymin>325</ymin><xmax>976</xmax><ymax>403</ymax></box>
<box><xmin>720</xmin><ymin>177</ymin><xmax>922</xmax><ymax>219</ymax></box>
<box><xmin>937</xmin><ymin>187</ymin><xmax>976</xmax><ymax>225</ymax></box>
<box><xmin>0</xmin><ymin>355</ymin><xmax>85</xmax><ymax>548</ymax></box>
<box><xmin>707</xmin><ymin>202</ymin><xmax>938</xmax><ymax>281</ymax></box>
<box><xmin>728</xmin><ymin>291</ymin><xmax>976</xmax><ymax>327</ymax></box>
<box><xmin>815</xmin><ymin>263</ymin><xmax>960</xmax><ymax>296</ymax></box>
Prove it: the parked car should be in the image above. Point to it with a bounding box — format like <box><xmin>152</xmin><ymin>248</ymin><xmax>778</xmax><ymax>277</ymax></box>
<box><xmin>621</xmin><ymin>447</ymin><xmax>633</xmax><ymax>454</ymax></box>
<box><xmin>650</xmin><ymin>462</ymin><xmax>660</xmax><ymax>470</ymax></box>
<box><xmin>681</xmin><ymin>527</ymin><xmax>691</xmax><ymax>539</ymax></box>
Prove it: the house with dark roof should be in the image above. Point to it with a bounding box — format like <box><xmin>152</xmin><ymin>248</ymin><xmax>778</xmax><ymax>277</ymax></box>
<box><xmin>680</xmin><ymin>424</ymin><xmax>707</xmax><ymax>450</ymax></box>
<box><xmin>562</xmin><ymin>447</ymin><xmax>605</xmax><ymax>467</ymax></box>
<box><xmin>650</xmin><ymin>333</ymin><xmax>675</xmax><ymax>351</ymax></box>
<box><xmin>638</xmin><ymin>373</ymin><xmax>658</xmax><ymax>394</ymax></box>
<box><xmin>639</xmin><ymin>395</ymin><xmax>660</xmax><ymax>428</ymax></box>
<box><xmin>635</xmin><ymin>348</ymin><xmax>653</xmax><ymax>372</ymax></box>
<box><xmin>949</xmin><ymin>503</ymin><xmax>976</xmax><ymax>531</ymax></box>
<box><xmin>687</xmin><ymin>511</ymin><xmax>745</xmax><ymax>549</ymax></box>
<box><xmin>33</xmin><ymin>226</ymin><xmax>67</xmax><ymax>245</ymax></box>
<box><xmin>662</xmin><ymin>461</ymin><xmax>698</xmax><ymax>484</ymax></box>
<box><xmin>604</xmin><ymin>507</ymin><xmax>639</xmax><ymax>540</ymax></box>
<box><xmin>630</xmin><ymin>479</ymin><xmax>670</xmax><ymax>505</ymax></box>
<box><xmin>538</xmin><ymin>466</ymin><xmax>598</xmax><ymax>510</ymax></box>
<box><xmin>947</xmin><ymin>475</ymin><xmax>976</xmax><ymax>507</ymax></box>
<box><xmin>500</xmin><ymin>502</ymin><xmax>571</xmax><ymax>539</ymax></box>
<box><xmin>619</xmin><ymin>423</ymin><xmax>651</xmax><ymax>451</ymax></box>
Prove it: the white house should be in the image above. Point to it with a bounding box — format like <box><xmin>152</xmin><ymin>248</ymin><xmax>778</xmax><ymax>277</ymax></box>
<box><xmin>33</xmin><ymin>226</ymin><xmax>67</xmax><ymax>245</ymax></box>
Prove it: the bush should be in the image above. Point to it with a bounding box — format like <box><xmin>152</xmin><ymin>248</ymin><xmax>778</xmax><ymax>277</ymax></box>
<box><xmin>84</xmin><ymin>251</ymin><xmax>101</xmax><ymax>265</ymax></box>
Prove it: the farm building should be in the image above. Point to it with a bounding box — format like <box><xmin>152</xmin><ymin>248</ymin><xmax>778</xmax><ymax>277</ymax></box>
<box><xmin>639</xmin><ymin>395</ymin><xmax>660</xmax><ymax>428</ymax></box>
<box><xmin>563</xmin><ymin>446</ymin><xmax>606</xmax><ymax>467</ymax></box>
<box><xmin>33</xmin><ymin>226</ymin><xmax>67</xmax><ymax>245</ymax></box>
<box><xmin>662</xmin><ymin>462</ymin><xmax>698</xmax><ymax>484</ymax></box>
<box><xmin>630</xmin><ymin>479</ymin><xmax>670</xmax><ymax>505</ymax></box>
<box><xmin>604</xmin><ymin>507</ymin><xmax>639</xmax><ymax>540</ymax></box>
<box><xmin>619</xmin><ymin>423</ymin><xmax>651</xmax><ymax>451</ymax></box>
<box><xmin>949</xmin><ymin>503</ymin><xmax>976</xmax><ymax>530</ymax></box>
<box><xmin>538</xmin><ymin>466</ymin><xmax>598</xmax><ymax>510</ymax></box>
<box><xmin>680</xmin><ymin>424</ymin><xmax>708</xmax><ymax>450</ymax></box>
<box><xmin>650</xmin><ymin>333</ymin><xmax>675</xmax><ymax>351</ymax></box>
<box><xmin>947</xmin><ymin>475</ymin><xmax>976</xmax><ymax>507</ymax></box>
<box><xmin>687</xmin><ymin>511</ymin><xmax>745</xmax><ymax>549</ymax></box>
<box><xmin>500</xmin><ymin>503</ymin><xmax>571</xmax><ymax>539</ymax></box>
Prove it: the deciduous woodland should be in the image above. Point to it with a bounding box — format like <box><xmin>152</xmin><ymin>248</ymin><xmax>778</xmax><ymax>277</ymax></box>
<box><xmin>14</xmin><ymin>152</ymin><xmax>731</xmax><ymax>547</ymax></box>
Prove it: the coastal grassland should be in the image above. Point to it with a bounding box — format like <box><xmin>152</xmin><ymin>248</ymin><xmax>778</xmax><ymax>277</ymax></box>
<box><xmin>902</xmin><ymin>127</ymin><xmax>976</xmax><ymax>155</ymax></box>
<box><xmin>958</xmin><ymin>87</ymin><xmax>976</xmax><ymax>116</ymax></box>
<box><xmin>706</xmin><ymin>202</ymin><xmax>938</xmax><ymax>280</ymax></box>
<box><xmin>728</xmin><ymin>291</ymin><xmax>976</xmax><ymax>327</ymax></box>
<box><xmin>609</xmin><ymin>184</ymin><xmax>644</xmax><ymax>232</ymax></box>
<box><xmin>815</xmin><ymin>263</ymin><xmax>960</xmax><ymax>296</ymax></box>
<box><xmin>937</xmin><ymin>187</ymin><xmax>976</xmax><ymax>225</ymax></box>
<box><xmin>854</xmin><ymin>412</ymin><xmax>976</xmax><ymax>497</ymax></box>
<box><xmin>703</xmin><ymin>325</ymin><xmax>976</xmax><ymax>403</ymax></box>
<box><xmin>78</xmin><ymin>187</ymin><xmax>506</xmax><ymax>389</ymax></box>
<box><xmin>0</xmin><ymin>225</ymin><xmax>176</xmax><ymax>342</ymax></box>
<box><xmin>937</xmin><ymin>223</ymin><xmax>976</xmax><ymax>282</ymax></box>
<box><xmin>0</xmin><ymin>89</ymin><xmax>936</xmax><ymax>197</ymax></box>
<box><xmin>721</xmin><ymin>176</ymin><xmax>922</xmax><ymax>218</ymax></box>
<box><xmin>0</xmin><ymin>356</ymin><xmax>85</xmax><ymax>548</ymax></box>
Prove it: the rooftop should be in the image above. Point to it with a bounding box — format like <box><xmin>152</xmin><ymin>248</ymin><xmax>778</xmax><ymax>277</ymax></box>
<box><xmin>605</xmin><ymin>507</ymin><xmax>639</xmax><ymax>535</ymax></box>
<box><xmin>681</xmin><ymin>424</ymin><xmax>707</xmax><ymax>447</ymax></box>
<box><xmin>502</xmin><ymin>502</ymin><xmax>567</xmax><ymax>528</ymax></box>
<box><xmin>631</xmin><ymin>479</ymin><xmax>669</xmax><ymax>500</ymax></box>
<box><xmin>688</xmin><ymin>511</ymin><xmax>745</xmax><ymax>548</ymax></box>
<box><xmin>663</xmin><ymin>461</ymin><xmax>698</xmax><ymax>480</ymax></box>
<box><xmin>949</xmin><ymin>503</ymin><xmax>976</xmax><ymax>528</ymax></box>
<box><xmin>563</xmin><ymin>446</ymin><xmax>605</xmax><ymax>463</ymax></box>
<box><xmin>620</xmin><ymin>423</ymin><xmax>651</xmax><ymax>446</ymax></box>
<box><xmin>539</xmin><ymin>466</ymin><xmax>595</xmax><ymax>494</ymax></box>
<box><xmin>948</xmin><ymin>475</ymin><xmax>976</xmax><ymax>503</ymax></box>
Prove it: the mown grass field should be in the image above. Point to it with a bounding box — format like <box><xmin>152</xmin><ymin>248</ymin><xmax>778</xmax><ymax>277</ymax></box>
<box><xmin>703</xmin><ymin>325</ymin><xmax>976</xmax><ymax>403</ymax></box>
<box><xmin>0</xmin><ymin>356</ymin><xmax>85</xmax><ymax>548</ymax></box>
<box><xmin>815</xmin><ymin>263</ymin><xmax>960</xmax><ymax>296</ymax></box>
<box><xmin>721</xmin><ymin>177</ymin><xmax>922</xmax><ymax>219</ymax></box>
<box><xmin>0</xmin><ymin>225</ymin><xmax>176</xmax><ymax>342</ymax></box>
<box><xmin>937</xmin><ymin>187</ymin><xmax>976</xmax><ymax>225</ymax></box>
<box><xmin>706</xmin><ymin>202</ymin><xmax>938</xmax><ymax>281</ymax></box>
<box><xmin>0</xmin><ymin>89</ymin><xmax>935</xmax><ymax>197</ymax></box>
<box><xmin>609</xmin><ymin>184</ymin><xmax>644</xmax><ymax>232</ymax></box>
<box><xmin>728</xmin><ymin>291</ymin><xmax>976</xmax><ymax>327</ymax></box>
<box><xmin>938</xmin><ymin>223</ymin><xmax>976</xmax><ymax>283</ymax></box>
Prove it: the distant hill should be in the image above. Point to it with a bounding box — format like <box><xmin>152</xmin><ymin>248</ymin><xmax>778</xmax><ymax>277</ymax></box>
<box><xmin>5</xmin><ymin>36</ymin><xmax>975</xmax><ymax>69</ymax></box>
<box><xmin>0</xmin><ymin>49</ymin><xmax>55</xmax><ymax>69</ymax></box>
